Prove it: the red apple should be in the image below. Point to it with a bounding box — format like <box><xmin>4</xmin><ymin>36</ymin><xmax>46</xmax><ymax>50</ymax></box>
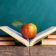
<box><xmin>21</xmin><ymin>23</ymin><xmax>37</xmax><ymax>39</ymax></box>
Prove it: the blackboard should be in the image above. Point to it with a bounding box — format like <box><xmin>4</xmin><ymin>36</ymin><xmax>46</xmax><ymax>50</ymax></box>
<box><xmin>0</xmin><ymin>0</ymin><xmax>56</xmax><ymax>34</ymax></box>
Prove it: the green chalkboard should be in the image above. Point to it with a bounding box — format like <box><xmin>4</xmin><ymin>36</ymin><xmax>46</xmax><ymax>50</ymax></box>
<box><xmin>0</xmin><ymin>0</ymin><xmax>56</xmax><ymax>34</ymax></box>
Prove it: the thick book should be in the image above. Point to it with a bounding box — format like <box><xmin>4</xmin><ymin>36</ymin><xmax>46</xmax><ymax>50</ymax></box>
<box><xmin>42</xmin><ymin>39</ymin><xmax>56</xmax><ymax>45</ymax></box>
<box><xmin>48</xmin><ymin>34</ymin><xmax>56</xmax><ymax>39</ymax></box>
<box><xmin>0</xmin><ymin>26</ymin><xmax>56</xmax><ymax>47</ymax></box>
<box><xmin>0</xmin><ymin>37</ymin><xmax>14</xmax><ymax>40</ymax></box>
<box><xmin>0</xmin><ymin>41</ymin><xmax>15</xmax><ymax>45</ymax></box>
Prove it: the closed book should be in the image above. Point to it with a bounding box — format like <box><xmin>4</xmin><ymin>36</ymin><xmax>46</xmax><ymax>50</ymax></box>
<box><xmin>48</xmin><ymin>34</ymin><xmax>56</xmax><ymax>39</ymax></box>
<box><xmin>0</xmin><ymin>37</ymin><xmax>14</xmax><ymax>40</ymax></box>
<box><xmin>42</xmin><ymin>39</ymin><xmax>56</xmax><ymax>45</ymax></box>
<box><xmin>0</xmin><ymin>35</ymin><xmax>14</xmax><ymax>40</ymax></box>
<box><xmin>0</xmin><ymin>41</ymin><xmax>15</xmax><ymax>45</ymax></box>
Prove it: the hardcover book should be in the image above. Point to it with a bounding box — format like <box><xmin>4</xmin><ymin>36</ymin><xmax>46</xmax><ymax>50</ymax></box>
<box><xmin>42</xmin><ymin>39</ymin><xmax>56</xmax><ymax>45</ymax></box>
<box><xmin>0</xmin><ymin>37</ymin><xmax>14</xmax><ymax>40</ymax></box>
<box><xmin>0</xmin><ymin>41</ymin><xmax>15</xmax><ymax>45</ymax></box>
<box><xmin>48</xmin><ymin>34</ymin><xmax>56</xmax><ymax>39</ymax></box>
<box><xmin>0</xmin><ymin>35</ymin><xmax>15</xmax><ymax>45</ymax></box>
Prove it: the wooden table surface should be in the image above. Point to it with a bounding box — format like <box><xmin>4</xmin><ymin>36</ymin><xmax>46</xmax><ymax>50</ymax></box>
<box><xmin>0</xmin><ymin>45</ymin><xmax>56</xmax><ymax>56</ymax></box>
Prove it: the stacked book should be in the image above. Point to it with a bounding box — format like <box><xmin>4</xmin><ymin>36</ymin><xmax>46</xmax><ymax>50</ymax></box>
<box><xmin>42</xmin><ymin>34</ymin><xmax>56</xmax><ymax>45</ymax></box>
<box><xmin>0</xmin><ymin>35</ymin><xmax>15</xmax><ymax>46</ymax></box>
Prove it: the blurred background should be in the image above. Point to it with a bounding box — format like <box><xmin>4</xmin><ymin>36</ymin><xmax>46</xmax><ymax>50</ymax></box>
<box><xmin>0</xmin><ymin>0</ymin><xmax>56</xmax><ymax>34</ymax></box>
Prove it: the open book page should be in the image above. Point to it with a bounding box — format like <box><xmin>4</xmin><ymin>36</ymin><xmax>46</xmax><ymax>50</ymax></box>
<box><xmin>6</xmin><ymin>26</ymin><xmax>22</xmax><ymax>36</ymax></box>
<box><xmin>30</xmin><ymin>26</ymin><xmax>56</xmax><ymax>46</ymax></box>
<box><xmin>0</xmin><ymin>26</ymin><xmax>29</xmax><ymax>47</ymax></box>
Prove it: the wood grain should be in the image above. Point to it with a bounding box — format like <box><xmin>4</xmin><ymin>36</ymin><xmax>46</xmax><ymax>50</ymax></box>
<box><xmin>0</xmin><ymin>45</ymin><xmax>56</xmax><ymax>56</ymax></box>
<box><xmin>30</xmin><ymin>45</ymin><xmax>56</xmax><ymax>56</ymax></box>
<box><xmin>0</xmin><ymin>46</ymin><xmax>27</xmax><ymax>56</ymax></box>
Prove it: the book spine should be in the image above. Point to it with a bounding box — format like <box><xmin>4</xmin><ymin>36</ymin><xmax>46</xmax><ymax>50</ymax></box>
<box><xmin>48</xmin><ymin>38</ymin><xmax>56</xmax><ymax>39</ymax></box>
<box><xmin>48</xmin><ymin>34</ymin><xmax>56</xmax><ymax>39</ymax></box>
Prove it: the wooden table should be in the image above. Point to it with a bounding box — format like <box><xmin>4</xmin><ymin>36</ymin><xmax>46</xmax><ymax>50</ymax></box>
<box><xmin>0</xmin><ymin>45</ymin><xmax>56</xmax><ymax>56</ymax></box>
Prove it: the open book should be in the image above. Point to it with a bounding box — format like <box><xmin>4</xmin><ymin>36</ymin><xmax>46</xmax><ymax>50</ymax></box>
<box><xmin>0</xmin><ymin>26</ymin><xmax>56</xmax><ymax>47</ymax></box>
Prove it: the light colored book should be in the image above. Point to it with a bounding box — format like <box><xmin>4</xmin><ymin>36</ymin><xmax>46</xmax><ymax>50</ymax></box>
<box><xmin>42</xmin><ymin>39</ymin><xmax>56</xmax><ymax>45</ymax></box>
<box><xmin>0</xmin><ymin>26</ymin><xmax>56</xmax><ymax>47</ymax></box>
<box><xmin>48</xmin><ymin>34</ymin><xmax>56</xmax><ymax>39</ymax></box>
